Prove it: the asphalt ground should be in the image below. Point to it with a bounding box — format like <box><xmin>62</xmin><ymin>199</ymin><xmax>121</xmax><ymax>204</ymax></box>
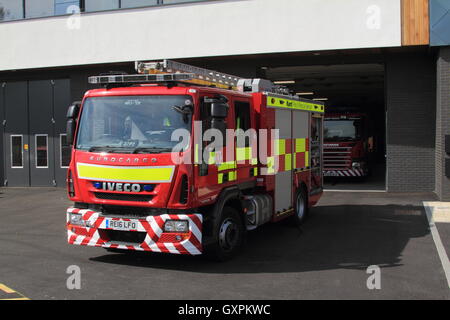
<box><xmin>0</xmin><ymin>188</ymin><xmax>448</xmax><ymax>300</ymax></box>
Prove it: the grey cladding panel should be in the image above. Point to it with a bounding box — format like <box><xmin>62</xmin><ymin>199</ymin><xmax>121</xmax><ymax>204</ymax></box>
<box><xmin>275</xmin><ymin>109</ymin><xmax>291</xmax><ymax>139</ymax></box>
<box><xmin>274</xmin><ymin>108</ymin><xmax>292</xmax><ymax>212</ymax></box>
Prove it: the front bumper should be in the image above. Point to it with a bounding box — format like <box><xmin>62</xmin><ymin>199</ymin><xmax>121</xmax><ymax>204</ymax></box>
<box><xmin>324</xmin><ymin>168</ymin><xmax>368</xmax><ymax>177</ymax></box>
<box><xmin>66</xmin><ymin>208</ymin><xmax>203</xmax><ymax>255</ymax></box>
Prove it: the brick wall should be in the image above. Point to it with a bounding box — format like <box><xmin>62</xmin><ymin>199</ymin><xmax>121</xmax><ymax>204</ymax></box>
<box><xmin>386</xmin><ymin>52</ymin><xmax>436</xmax><ymax>192</ymax></box>
<box><xmin>435</xmin><ymin>46</ymin><xmax>450</xmax><ymax>200</ymax></box>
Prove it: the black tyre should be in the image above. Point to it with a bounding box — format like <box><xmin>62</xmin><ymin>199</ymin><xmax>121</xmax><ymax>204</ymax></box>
<box><xmin>206</xmin><ymin>206</ymin><xmax>245</xmax><ymax>261</ymax></box>
<box><xmin>291</xmin><ymin>188</ymin><xmax>308</xmax><ymax>226</ymax></box>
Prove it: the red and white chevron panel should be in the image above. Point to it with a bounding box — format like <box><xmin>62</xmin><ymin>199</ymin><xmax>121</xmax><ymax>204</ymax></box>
<box><xmin>67</xmin><ymin>208</ymin><xmax>202</xmax><ymax>255</ymax></box>
<box><xmin>324</xmin><ymin>169</ymin><xmax>366</xmax><ymax>177</ymax></box>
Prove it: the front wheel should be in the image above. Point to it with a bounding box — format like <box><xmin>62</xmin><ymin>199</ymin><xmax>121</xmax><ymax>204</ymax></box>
<box><xmin>206</xmin><ymin>206</ymin><xmax>245</xmax><ymax>261</ymax></box>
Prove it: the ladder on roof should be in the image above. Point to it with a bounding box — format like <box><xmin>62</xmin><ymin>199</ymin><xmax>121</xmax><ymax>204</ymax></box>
<box><xmin>136</xmin><ymin>60</ymin><xmax>241</xmax><ymax>90</ymax></box>
<box><xmin>135</xmin><ymin>59</ymin><xmax>291</xmax><ymax>95</ymax></box>
<box><xmin>89</xmin><ymin>59</ymin><xmax>293</xmax><ymax>96</ymax></box>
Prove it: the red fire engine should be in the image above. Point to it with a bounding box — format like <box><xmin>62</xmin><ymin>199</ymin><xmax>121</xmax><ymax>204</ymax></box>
<box><xmin>66</xmin><ymin>60</ymin><xmax>325</xmax><ymax>260</ymax></box>
<box><xmin>323</xmin><ymin>112</ymin><xmax>372</xmax><ymax>178</ymax></box>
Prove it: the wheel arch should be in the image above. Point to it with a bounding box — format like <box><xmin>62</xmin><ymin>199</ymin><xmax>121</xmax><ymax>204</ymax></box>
<box><xmin>203</xmin><ymin>186</ymin><xmax>244</xmax><ymax>246</ymax></box>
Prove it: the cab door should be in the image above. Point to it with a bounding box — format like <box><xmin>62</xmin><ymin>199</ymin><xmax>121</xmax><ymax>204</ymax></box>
<box><xmin>233</xmin><ymin>97</ymin><xmax>256</xmax><ymax>183</ymax></box>
<box><xmin>194</xmin><ymin>93</ymin><xmax>233</xmax><ymax>202</ymax></box>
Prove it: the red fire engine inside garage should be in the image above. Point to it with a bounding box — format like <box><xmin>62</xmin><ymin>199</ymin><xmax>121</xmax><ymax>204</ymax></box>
<box><xmin>265</xmin><ymin>62</ymin><xmax>386</xmax><ymax>191</ymax></box>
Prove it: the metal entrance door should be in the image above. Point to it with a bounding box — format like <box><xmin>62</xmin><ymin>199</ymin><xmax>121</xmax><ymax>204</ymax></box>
<box><xmin>2</xmin><ymin>79</ymin><xmax>71</xmax><ymax>187</ymax></box>
<box><xmin>29</xmin><ymin>80</ymin><xmax>54</xmax><ymax>186</ymax></box>
<box><xmin>53</xmin><ymin>79</ymin><xmax>72</xmax><ymax>187</ymax></box>
<box><xmin>3</xmin><ymin>82</ymin><xmax>30</xmax><ymax>187</ymax></box>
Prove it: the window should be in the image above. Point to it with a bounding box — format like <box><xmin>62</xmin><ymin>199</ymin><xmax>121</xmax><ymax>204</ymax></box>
<box><xmin>163</xmin><ymin>0</ymin><xmax>199</xmax><ymax>4</ymax></box>
<box><xmin>55</xmin><ymin>0</ymin><xmax>80</xmax><ymax>15</ymax></box>
<box><xmin>11</xmin><ymin>135</ymin><xmax>23</xmax><ymax>168</ymax></box>
<box><xmin>121</xmin><ymin>0</ymin><xmax>158</xmax><ymax>9</ymax></box>
<box><xmin>0</xmin><ymin>0</ymin><xmax>210</xmax><ymax>22</ymax></box>
<box><xmin>60</xmin><ymin>134</ymin><xmax>71</xmax><ymax>168</ymax></box>
<box><xmin>324</xmin><ymin>119</ymin><xmax>361</xmax><ymax>141</ymax></box>
<box><xmin>76</xmin><ymin>95</ymin><xmax>192</xmax><ymax>151</ymax></box>
<box><xmin>35</xmin><ymin>135</ymin><xmax>49</xmax><ymax>168</ymax></box>
<box><xmin>234</xmin><ymin>101</ymin><xmax>251</xmax><ymax>147</ymax></box>
<box><xmin>25</xmin><ymin>0</ymin><xmax>54</xmax><ymax>18</ymax></box>
<box><xmin>0</xmin><ymin>0</ymin><xmax>24</xmax><ymax>21</ymax></box>
<box><xmin>85</xmin><ymin>0</ymin><xmax>119</xmax><ymax>12</ymax></box>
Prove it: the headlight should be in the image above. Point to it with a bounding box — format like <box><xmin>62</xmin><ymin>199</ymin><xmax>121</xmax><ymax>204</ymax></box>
<box><xmin>69</xmin><ymin>213</ymin><xmax>86</xmax><ymax>226</ymax></box>
<box><xmin>164</xmin><ymin>220</ymin><xmax>189</xmax><ymax>233</ymax></box>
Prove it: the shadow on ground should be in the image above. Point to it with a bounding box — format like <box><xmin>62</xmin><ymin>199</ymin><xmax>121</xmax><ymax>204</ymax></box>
<box><xmin>90</xmin><ymin>203</ymin><xmax>429</xmax><ymax>274</ymax></box>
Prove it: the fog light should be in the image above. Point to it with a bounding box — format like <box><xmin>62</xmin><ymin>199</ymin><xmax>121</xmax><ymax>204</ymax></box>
<box><xmin>69</xmin><ymin>213</ymin><xmax>86</xmax><ymax>227</ymax></box>
<box><xmin>352</xmin><ymin>162</ymin><xmax>361</xmax><ymax>169</ymax></box>
<box><xmin>164</xmin><ymin>220</ymin><xmax>189</xmax><ymax>233</ymax></box>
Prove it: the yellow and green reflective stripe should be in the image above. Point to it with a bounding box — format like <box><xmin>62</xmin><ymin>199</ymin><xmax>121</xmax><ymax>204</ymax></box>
<box><xmin>295</xmin><ymin>138</ymin><xmax>306</xmax><ymax>153</ymax></box>
<box><xmin>274</xmin><ymin>139</ymin><xmax>286</xmax><ymax>156</ymax></box>
<box><xmin>207</xmin><ymin>152</ymin><xmax>216</xmax><ymax>165</ymax></box>
<box><xmin>217</xmin><ymin>171</ymin><xmax>238</xmax><ymax>184</ymax></box>
<box><xmin>285</xmin><ymin>153</ymin><xmax>292</xmax><ymax>171</ymax></box>
<box><xmin>217</xmin><ymin>161</ymin><xmax>236</xmax><ymax>171</ymax></box>
<box><xmin>194</xmin><ymin>144</ymin><xmax>199</xmax><ymax>164</ymax></box>
<box><xmin>236</xmin><ymin>147</ymin><xmax>252</xmax><ymax>161</ymax></box>
<box><xmin>77</xmin><ymin>163</ymin><xmax>175</xmax><ymax>183</ymax></box>
<box><xmin>266</xmin><ymin>156</ymin><xmax>276</xmax><ymax>175</ymax></box>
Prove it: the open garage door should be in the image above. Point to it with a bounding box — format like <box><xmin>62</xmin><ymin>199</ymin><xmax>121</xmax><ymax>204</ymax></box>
<box><xmin>266</xmin><ymin>63</ymin><xmax>386</xmax><ymax>191</ymax></box>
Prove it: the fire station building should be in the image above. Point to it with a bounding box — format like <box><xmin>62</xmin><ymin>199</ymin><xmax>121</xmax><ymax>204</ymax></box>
<box><xmin>0</xmin><ymin>0</ymin><xmax>449</xmax><ymax>199</ymax></box>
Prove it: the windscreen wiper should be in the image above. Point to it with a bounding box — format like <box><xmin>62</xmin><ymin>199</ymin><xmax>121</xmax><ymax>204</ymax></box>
<box><xmin>88</xmin><ymin>146</ymin><xmax>116</xmax><ymax>152</ymax></box>
<box><xmin>132</xmin><ymin>147</ymin><xmax>173</xmax><ymax>154</ymax></box>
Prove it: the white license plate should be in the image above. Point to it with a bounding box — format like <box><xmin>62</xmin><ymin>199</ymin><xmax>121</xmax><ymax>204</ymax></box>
<box><xmin>105</xmin><ymin>219</ymin><xmax>138</xmax><ymax>231</ymax></box>
<box><xmin>325</xmin><ymin>171</ymin><xmax>339</xmax><ymax>177</ymax></box>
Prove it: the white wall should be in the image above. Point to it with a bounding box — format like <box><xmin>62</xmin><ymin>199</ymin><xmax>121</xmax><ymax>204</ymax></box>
<box><xmin>0</xmin><ymin>0</ymin><xmax>401</xmax><ymax>71</ymax></box>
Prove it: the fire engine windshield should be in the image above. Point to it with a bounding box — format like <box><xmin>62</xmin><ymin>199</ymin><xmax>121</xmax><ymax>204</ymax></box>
<box><xmin>76</xmin><ymin>95</ymin><xmax>192</xmax><ymax>153</ymax></box>
<box><xmin>324</xmin><ymin>119</ymin><xmax>362</xmax><ymax>141</ymax></box>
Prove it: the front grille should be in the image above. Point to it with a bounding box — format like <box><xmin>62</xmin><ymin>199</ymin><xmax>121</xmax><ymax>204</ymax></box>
<box><xmin>323</xmin><ymin>146</ymin><xmax>352</xmax><ymax>169</ymax></box>
<box><xmin>105</xmin><ymin>230</ymin><xmax>147</xmax><ymax>244</ymax></box>
<box><xmin>94</xmin><ymin>192</ymin><xmax>153</xmax><ymax>202</ymax></box>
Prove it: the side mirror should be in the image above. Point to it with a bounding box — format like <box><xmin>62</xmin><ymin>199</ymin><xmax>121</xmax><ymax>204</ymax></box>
<box><xmin>67</xmin><ymin>101</ymin><xmax>81</xmax><ymax>119</ymax></box>
<box><xmin>67</xmin><ymin>119</ymin><xmax>77</xmax><ymax>145</ymax></box>
<box><xmin>210</xmin><ymin>102</ymin><xmax>228</xmax><ymax>118</ymax></box>
<box><xmin>66</xmin><ymin>101</ymin><xmax>81</xmax><ymax>145</ymax></box>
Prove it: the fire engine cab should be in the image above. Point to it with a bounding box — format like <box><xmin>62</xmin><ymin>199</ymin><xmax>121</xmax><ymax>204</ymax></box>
<box><xmin>323</xmin><ymin>112</ymin><xmax>372</xmax><ymax>178</ymax></box>
<box><xmin>66</xmin><ymin>60</ymin><xmax>325</xmax><ymax>260</ymax></box>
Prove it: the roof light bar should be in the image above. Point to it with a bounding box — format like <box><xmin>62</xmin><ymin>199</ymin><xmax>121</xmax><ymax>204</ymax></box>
<box><xmin>88</xmin><ymin>73</ymin><xmax>194</xmax><ymax>85</ymax></box>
